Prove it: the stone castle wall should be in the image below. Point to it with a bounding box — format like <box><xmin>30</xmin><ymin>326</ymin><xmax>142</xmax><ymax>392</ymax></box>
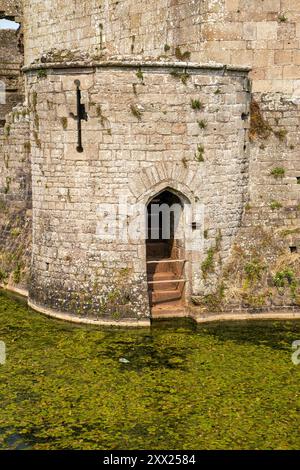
<box><xmin>0</xmin><ymin>0</ymin><xmax>26</xmax><ymax>200</ymax></box>
<box><xmin>22</xmin><ymin>1</ymin><xmax>300</xmax><ymax>92</ymax></box>
<box><xmin>0</xmin><ymin>105</ymin><xmax>31</xmax><ymax>291</ymax></box>
<box><xmin>23</xmin><ymin>0</ymin><xmax>206</xmax><ymax>65</ymax></box>
<box><xmin>0</xmin><ymin>30</ymin><xmax>23</xmax><ymax>125</ymax></box>
<box><xmin>26</xmin><ymin>65</ymin><xmax>249</xmax><ymax>319</ymax></box>
<box><xmin>0</xmin><ymin>0</ymin><xmax>22</xmax><ymax>20</ymax></box>
<box><xmin>1</xmin><ymin>0</ymin><xmax>300</xmax><ymax>319</ymax></box>
<box><xmin>0</xmin><ymin>0</ymin><xmax>24</xmax><ymax>125</ymax></box>
<box><xmin>0</xmin><ymin>107</ymin><xmax>30</xmax><ymax>203</ymax></box>
<box><xmin>0</xmin><ymin>1</ymin><xmax>30</xmax><ymax>292</ymax></box>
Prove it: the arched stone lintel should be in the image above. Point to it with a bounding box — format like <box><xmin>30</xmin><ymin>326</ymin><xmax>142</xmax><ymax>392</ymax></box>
<box><xmin>138</xmin><ymin>180</ymin><xmax>194</xmax><ymax>206</ymax></box>
<box><xmin>129</xmin><ymin>162</ymin><xmax>202</xmax><ymax>205</ymax></box>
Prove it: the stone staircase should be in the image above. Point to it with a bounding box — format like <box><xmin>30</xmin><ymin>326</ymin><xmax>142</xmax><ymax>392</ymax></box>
<box><xmin>146</xmin><ymin>241</ymin><xmax>186</xmax><ymax>317</ymax></box>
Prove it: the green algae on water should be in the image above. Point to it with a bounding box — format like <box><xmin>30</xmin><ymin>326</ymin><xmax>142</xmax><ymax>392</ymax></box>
<box><xmin>0</xmin><ymin>290</ymin><xmax>300</xmax><ymax>450</ymax></box>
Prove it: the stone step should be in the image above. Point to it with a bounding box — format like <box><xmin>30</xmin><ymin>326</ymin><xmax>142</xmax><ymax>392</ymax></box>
<box><xmin>148</xmin><ymin>271</ymin><xmax>176</xmax><ymax>281</ymax></box>
<box><xmin>150</xmin><ymin>289</ymin><xmax>182</xmax><ymax>304</ymax></box>
<box><xmin>147</xmin><ymin>258</ymin><xmax>186</xmax><ymax>264</ymax></box>
<box><xmin>147</xmin><ymin>258</ymin><xmax>186</xmax><ymax>274</ymax></box>
<box><xmin>151</xmin><ymin>306</ymin><xmax>187</xmax><ymax>318</ymax></box>
<box><xmin>148</xmin><ymin>276</ymin><xmax>186</xmax><ymax>291</ymax></box>
<box><xmin>148</xmin><ymin>271</ymin><xmax>177</xmax><ymax>291</ymax></box>
<box><xmin>151</xmin><ymin>298</ymin><xmax>183</xmax><ymax>309</ymax></box>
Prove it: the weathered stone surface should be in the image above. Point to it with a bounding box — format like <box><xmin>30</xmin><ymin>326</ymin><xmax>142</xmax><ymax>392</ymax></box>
<box><xmin>0</xmin><ymin>0</ymin><xmax>22</xmax><ymax>21</ymax></box>
<box><xmin>21</xmin><ymin>0</ymin><xmax>300</xmax><ymax>94</ymax></box>
<box><xmin>0</xmin><ymin>0</ymin><xmax>300</xmax><ymax>321</ymax></box>
<box><xmin>25</xmin><ymin>65</ymin><xmax>249</xmax><ymax>319</ymax></box>
<box><xmin>0</xmin><ymin>28</ymin><xmax>23</xmax><ymax>124</ymax></box>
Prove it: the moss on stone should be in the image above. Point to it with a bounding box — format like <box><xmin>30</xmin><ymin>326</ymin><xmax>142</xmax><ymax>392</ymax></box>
<box><xmin>249</xmin><ymin>99</ymin><xmax>272</xmax><ymax>141</ymax></box>
<box><xmin>37</xmin><ymin>69</ymin><xmax>47</xmax><ymax>79</ymax></box>
<box><xmin>195</xmin><ymin>144</ymin><xmax>205</xmax><ymax>162</ymax></box>
<box><xmin>170</xmin><ymin>70</ymin><xmax>190</xmax><ymax>85</ymax></box>
<box><xmin>31</xmin><ymin>91</ymin><xmax>37</xmax><ymax>109</ymax></box>
<box><xmin>23</xmin><ymin>141</ymin><xmax>31</xmax><ymax>153</ymax></box>
<box><xmin>60</xmin><ymin>117</ymin><xmax>68</xmax><ymax>130</ymax></box>
<box><xmin>270</xmin><ymin>167</ymin><xmax>285</xmax><ymax>179</ymax></box>
<box><xmin>270</xmin><ymin>200</ymin><xmax>282</xmax><ymax>210</ymax></box>
<box><xmin>130</xmin><ymin>104</ymin><xmax>142</xmax><ymax>120</ymax></box>
<box><xmin>174</xmin><ymin>46</ymin><xmax>191</xmax><ymax>61</ymax></box>
<box><xmin>274</xmin><ymin>128</ymin><xmax>288</xmax><ymax>142</ymax></box>
<box><xmin>201</xmin><ymin>230</ymin><xmax>222</xmax><ymax>279</ymax></box>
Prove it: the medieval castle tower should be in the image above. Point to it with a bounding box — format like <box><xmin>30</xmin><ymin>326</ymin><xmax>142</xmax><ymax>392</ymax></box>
<box><xmin>1</xmin><ymin>1</ymin><xmax>300</xmax><ymax>326</ymax></box>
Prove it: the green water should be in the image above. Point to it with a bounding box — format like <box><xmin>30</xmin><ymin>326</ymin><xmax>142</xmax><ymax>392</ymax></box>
<box><xmin>0</xmin><ymin>290</ymin><xmax>299</xmax><ymax>450</ymax></box>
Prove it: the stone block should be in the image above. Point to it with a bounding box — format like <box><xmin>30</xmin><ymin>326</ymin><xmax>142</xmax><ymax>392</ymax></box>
<box><xmin>275</xmin><ymin>50</ymin><xmax>293</xmax><ymax>64</ymax></box>
<box><xmin>256</xmin><ymin>22</ymin><xmax>278</xmax><ymax>40</ymax></box>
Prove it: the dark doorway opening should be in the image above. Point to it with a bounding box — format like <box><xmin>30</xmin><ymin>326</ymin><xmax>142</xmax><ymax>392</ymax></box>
<box><xmin>146</xmin><ymin>190</ymin><xmax>182</xmax><ymax>260</ymax></box>
<box><xmin>146</xmin><ymin>189</ymin><xmax>186</xmax><ymax>314</ymax></box>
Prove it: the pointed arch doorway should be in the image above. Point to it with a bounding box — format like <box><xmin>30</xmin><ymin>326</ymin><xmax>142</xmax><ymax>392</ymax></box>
<box><xmin>146</xmin><ymin>189</ymin><xmax>187</xmax><ymax>315</ymax></box>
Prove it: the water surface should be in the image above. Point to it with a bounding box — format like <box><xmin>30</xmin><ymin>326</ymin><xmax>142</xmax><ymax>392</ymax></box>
<box><xmin>0</xmin><ymin>290</ymin><xmax>299</xmax><ymax>450</ymax></box>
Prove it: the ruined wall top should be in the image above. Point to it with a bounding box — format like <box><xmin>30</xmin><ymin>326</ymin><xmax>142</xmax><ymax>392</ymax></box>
<box><xmin>0</xmin><ymin>0</ymin><xmax>22</xmax><ymax>21</ymax></box>
<box><xmin>0</xmin><ymin>1</ymin><xmax>23</xmax><ymax>124</ymax></box>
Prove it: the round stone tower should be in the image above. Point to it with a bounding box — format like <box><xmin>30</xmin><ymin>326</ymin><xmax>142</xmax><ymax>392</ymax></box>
<box><xmin>22</xmin><ymin>0</ymin><xmax>250</xmax><ymax>325</ymax></box>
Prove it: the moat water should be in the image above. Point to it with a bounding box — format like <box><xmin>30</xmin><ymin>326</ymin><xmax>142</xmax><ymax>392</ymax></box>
<box><xmin>0</xmin><ymin>289</ymin><xmax>299</xmax><ymax>450</ymax></box>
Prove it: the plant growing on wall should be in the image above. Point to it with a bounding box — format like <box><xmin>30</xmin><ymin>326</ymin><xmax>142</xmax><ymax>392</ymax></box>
<box><xmin>244</xmin><ymin>259</ymin><xmax>266</xmax><ymax>284</ymax></box>
<box><xmin>130</xmin><ymin>104</ymin><xmax>143</xmax><ymax>120</ymax></box>
<box><xmin>170</xmin><ymin>70</ymin><xmax>190</xmax><ymax>85</ymax></box>
<box><xmin>136</xmin><ymin>68</ymin><xmax>144</xmax><ymax>83</ymax></box>
<box><xmin>278</xmin><ymin>13</ymin><xmax>288</xmax><ymax>22</ymax></box>
<box><xmin>191</xmin><ymin>99</ymin><xmax>205</xmax><ymax>111</ymax></box>
<box><xmin>270</xmin><ymin>167</ymin><xmax>285</xmax><ymax>178</ymax></box>
<box><xmin>3</xmin><ymin>154</ymin><xmax>9</xmax><ymax>169</ymax></box>
<box><xmin>198</xmin><ymin>120</ymin><xmax>207</xmax><ymax>129</ymax></box>
<box><xmin>60</xmin><ymin>117</ymin><xmax>68</xmax><ymax>130</ymax></box>
<box><xmin>4</xmin><ymin>177</ymin><xmax>11</xmax><ymax>194</ymax></box>
<box><xmin>201</xmin><ymin>248</ymin><xmax>215</xmax><ymax>278</ymax></box>
<box><xmin>37</xmin><ymin>69</ymin><xmax>47</xmax><ymax>79</ymax></box>
<box><xmin>4</xmin><ymin>125</ymin><xmax>10</xmax><ymax>138</ymax></box>
<box><xmin>31</xmin><ymin>91</ymin><xmax>37</xmax><ymax>109</ymax></box>
<box><xmin>175</xmin><ymin>47</ymin><xmax>191</xmax><ymax>61</ymax></box>
<box><xmin>274</xmin><ymin>128</ymin><xmax>288</xmax><ymax>142</ymax></box>
<box><xmin>273</xmin><ymin>269</ymin><xmax>295</xmax><ymax>288</ymax></box>
<box><xmin>201</xmin><ymin>230</ymin><xmax>222</xmax><ymax>278</ymax></box>
<box><xmin>12</xmin><ymin>264</ymin><xmax>22</xmax><ymax>284</ymax></box>
<box><xmin>181</xmin><ymin>157</ymin><xmax>188</xmax><ymax>168</ymax></box>
<box><xmin>195</xmin><ymin>144</ymin><xmax>205</xmax><ymax>162</ymax></box>
<box><xmin>270</xmin><ymin>200</ymin><xmax>282</xmax><ymax>210</ymax></box>
<box><xmin>273</xmin><ymin>268</ymin><xmax>297</xmax><ymax>297</ymax></box>
<box><xmin>33</xmin><ymin>131</ymin><xmax>41</xmax><ymax>149</ymax></box>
